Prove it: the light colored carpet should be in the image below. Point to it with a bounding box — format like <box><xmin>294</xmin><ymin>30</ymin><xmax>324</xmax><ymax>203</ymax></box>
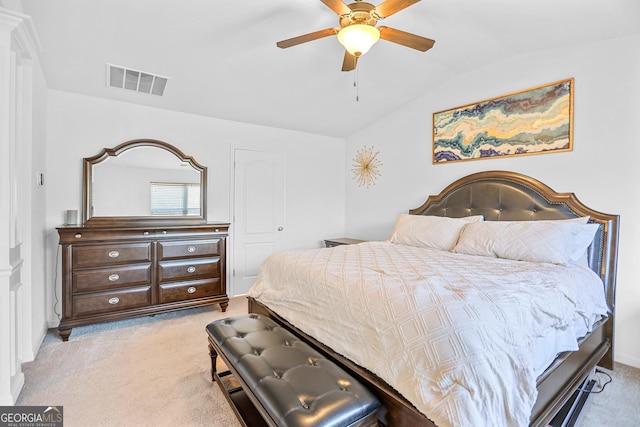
<box><xmin>578</xmin><ymin>362</ymin><xmax>640</xmax><ymax>426</ymax></box>
<box><xmin>16</xmin><ymin>295</ymin><xmax>640</xmax><ymax>426</ymax></box>
<box><xmin>17</xmin><ymin>297</ymin><xmax>246</xmax><ymax>427</ymax></box>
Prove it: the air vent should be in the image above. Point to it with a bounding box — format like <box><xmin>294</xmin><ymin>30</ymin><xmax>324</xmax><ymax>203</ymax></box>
<box><xmin>107</xmin><ymin>64</ymin><xmax>169</xmax><ymax>96</ymax></box>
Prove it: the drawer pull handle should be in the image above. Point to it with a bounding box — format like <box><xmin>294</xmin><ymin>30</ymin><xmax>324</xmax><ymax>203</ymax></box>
<box><xmin>187</xmin><ymin>266</ymin><xmax>196</xmax><ymax>273</ymax></box>
<box><xmin>187</xmin><ymin>246</ymin><xmax>196</xmax><ymax>253</ymax></box>
<box><xmin>108</xmin><ymin>274</ymin><xmax>120</xmax><ymax>282</ymax></box>
<box><xmin>187</xmin><ymin>287</ymin><xmax>197</xmax><ymax>294</ymax></box>
<box><xmin>162</xmin><ymin>230</ymin><xmax>167</xmax><ymax>234</ymax></box>
<box><xmin>143</xmin><ymin>231</ymin><xmax>149</xmax><ymax>236</ymax></box>
<box><xmin>108</xmin><ymin>297</ymin><xmax>120</xmax><ymax>305</ymax></box>
<box><xmin>108</xmin><ymin>250</ymin><xmax>120</xmax><ymax>258</ymax></box>
<box><xmin>75</xmin><ymin>233</ymin><xmax>82</xmax><ymax>239</ymax></box>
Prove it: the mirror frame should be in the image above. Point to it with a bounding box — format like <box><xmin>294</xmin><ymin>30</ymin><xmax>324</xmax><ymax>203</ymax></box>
<box><xmin>83</xmin><ymin>139</ymin><xmax>207</xmax><ymax>224</ymax></box>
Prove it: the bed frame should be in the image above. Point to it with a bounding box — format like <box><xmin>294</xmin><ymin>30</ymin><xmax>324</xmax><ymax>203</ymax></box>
<box><xmin>248</xmin><ymin>170</ymin><xmax>619</xmax><ymax>427</ymax></box>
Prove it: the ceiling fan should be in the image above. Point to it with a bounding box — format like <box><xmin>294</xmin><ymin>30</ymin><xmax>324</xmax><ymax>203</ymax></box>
<box><xmin>276</xmin><ymin>0</ymin><xmax>435</xmax><ymax>72</ymax></box>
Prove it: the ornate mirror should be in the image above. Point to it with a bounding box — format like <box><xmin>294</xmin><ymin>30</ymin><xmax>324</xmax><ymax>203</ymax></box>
<box><xmin>83</xmin><ymin>139</ymin><xmax>207</xmax><ymax>224</ymax></box>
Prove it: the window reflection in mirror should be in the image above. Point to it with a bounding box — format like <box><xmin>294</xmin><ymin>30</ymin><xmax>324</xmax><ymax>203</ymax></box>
<box><xmin>150</xmin><ymin>182</ymin><xmax>201</xmax><ymax>216</ymax></box>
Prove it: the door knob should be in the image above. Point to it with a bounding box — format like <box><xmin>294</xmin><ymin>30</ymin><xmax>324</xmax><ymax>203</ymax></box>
<box><xmin>277</xmin><ymin>227</ymin><xmax>283</xmax><ymax>231</ymax></box>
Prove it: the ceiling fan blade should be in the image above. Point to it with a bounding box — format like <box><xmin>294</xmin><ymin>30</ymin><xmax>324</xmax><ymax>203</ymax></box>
<box><xmin>341</xmin><ymin>51</ymin><xmax>358</xmax><ymax>72</ymax></box>
<box><xmin>320</xmin><ymin>0</ymin><xmax>352</xmax><ymax>16</ymax></box>
<box><xmin>276</xmin><ymin>28</ymin><xmax>339</xmax><ymax>49</ymax></box>
<box><xmin>378</xmin><ymin>26</ymin><xmax>435</xmax><ymax>51</ymax></box>
<box><xmin>374</xmin><ymin>0</ymin><xmax>421</xmax><ymax>18</ymax></box>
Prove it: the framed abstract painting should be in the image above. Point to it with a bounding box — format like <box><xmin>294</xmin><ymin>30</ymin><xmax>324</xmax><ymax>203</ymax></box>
<box><xmin>433</xmin><ymin>78</ymin><xmax>574</xmax><ymax>163</ymax></box>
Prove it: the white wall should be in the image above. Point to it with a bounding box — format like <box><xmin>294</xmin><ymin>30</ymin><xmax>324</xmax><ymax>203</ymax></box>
<box><xmin>45</xmin><ymin>90</ymin><xmax>346</xmax><ymax>324</ymax></box>
<box><xmin>27</xmin><ymin>43</ymin><xmax>48</xmax><ymax>354</ymax></box>
<box><xmin>345</xmin><ymin>35</ymin><xmax>640</xmax><ymax>369</ymax></box>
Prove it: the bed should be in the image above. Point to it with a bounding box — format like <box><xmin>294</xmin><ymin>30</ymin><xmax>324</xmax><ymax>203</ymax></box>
<box><xmin>246</xmin><ymin>170</ymin><xmax>619</xmax><ymax>427</ymax></box>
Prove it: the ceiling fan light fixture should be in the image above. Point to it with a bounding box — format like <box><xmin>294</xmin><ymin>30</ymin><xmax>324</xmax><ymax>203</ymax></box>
<box><xmin>337</xmin><ymin>24</ymin><xmax>380</xmax><ymax>57</ymax></box>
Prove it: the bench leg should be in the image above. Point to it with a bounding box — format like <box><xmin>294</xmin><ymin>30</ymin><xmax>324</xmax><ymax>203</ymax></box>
<box><xmin>208</xmin><ymin>342</ymin><xmax>218</xmax><ymax>382</ymax></box>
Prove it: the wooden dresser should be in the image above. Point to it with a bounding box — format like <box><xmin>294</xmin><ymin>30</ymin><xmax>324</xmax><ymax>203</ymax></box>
<box><xmin>56</xmin><ymin>221</ymin><xmax>230</xmax><ymax>341</ymax></box>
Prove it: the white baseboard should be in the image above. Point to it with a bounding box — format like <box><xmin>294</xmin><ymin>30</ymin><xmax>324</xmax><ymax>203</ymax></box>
<box><xmin>0</xmin><ymin>371</ymin><xmax>25</xmax><ymax>406</ymax></box>
<box><xmin>614</xmin><ymin>353</ymin><xmax>640</xmax><ymax>370</ymax></box>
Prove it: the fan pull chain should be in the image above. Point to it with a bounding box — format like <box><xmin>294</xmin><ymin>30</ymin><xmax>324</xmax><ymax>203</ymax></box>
<box><xmin>354</xmin><ymin>68</ymin><xmax>359</xmax><ymax>102</ymax></box>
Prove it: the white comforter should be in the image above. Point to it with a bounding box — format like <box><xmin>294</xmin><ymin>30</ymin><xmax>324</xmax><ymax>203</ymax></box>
<box><xmin>247</xmin><ymin>242</ymin><xmax>608</xmax><ymax>427</ymax></box>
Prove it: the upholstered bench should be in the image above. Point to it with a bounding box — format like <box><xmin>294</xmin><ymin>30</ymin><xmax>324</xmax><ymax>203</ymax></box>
<box><xmin>207</xmin><ymin>313</ymin><xmax>381</xmax><ymax>427</ymax></box>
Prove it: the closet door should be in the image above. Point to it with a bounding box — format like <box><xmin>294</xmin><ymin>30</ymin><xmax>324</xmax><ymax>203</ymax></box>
<box><xmin>232</xmin><ymin>149</ymin><xmax>285</xmax><ymax>295</ymax></box>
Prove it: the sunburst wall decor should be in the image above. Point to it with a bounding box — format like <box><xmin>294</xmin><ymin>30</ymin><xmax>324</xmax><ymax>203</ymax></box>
<box><xmin>352</xmin><ymin>145</ymin><xmax>382</xmax><ymax>188</ymax></box>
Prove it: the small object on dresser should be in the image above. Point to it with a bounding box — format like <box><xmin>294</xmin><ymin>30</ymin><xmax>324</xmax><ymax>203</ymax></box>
<box><xmin>324</xmin><ymin>237</ymin><xmax>366</xmax><ymax>247</ymax></box>
<box><xmin>65</xmin><ymin>209</ymin><xmax>78</xmax><ymax>225</ymax></box>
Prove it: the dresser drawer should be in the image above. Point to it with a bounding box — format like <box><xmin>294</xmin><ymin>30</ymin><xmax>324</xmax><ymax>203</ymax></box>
<box><xmin>58</xmin><ymin>228</ymin><xmax>155</xmax><ymax>244</ymax></box>
<box><xmin>72</xmin><ymin>286</ymin><xmax>152</xmax><ymax>317</ymax></box>
<box><xmin>72</xmin><ymin>243</ymin><xmax>152</xmax><ymax>268</ymax></box>
<box><xmin>72</xmin><ymin>263</ymin><xmax>152</xmax><ymax>292</ymax></box>
<box><xmin>158</xmin><ymin>257</ymin><xmax>220</xmax><ymax>283</ymax></box>
<box><xmin>158</xmin><ymin>239</ymin><xmax>222</xmax><ymax>260</ymax></box>
<box><xmin>158</xmin><ymin>279</ymin><xmax>222</xmax><ymax>304</ymax></box>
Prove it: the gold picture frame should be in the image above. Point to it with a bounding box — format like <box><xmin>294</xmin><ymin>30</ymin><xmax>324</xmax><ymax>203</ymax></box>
<box><xmin>433</xmin><ymin>78</ymin><xmax>574</xmax><ymax>163</ymax></box>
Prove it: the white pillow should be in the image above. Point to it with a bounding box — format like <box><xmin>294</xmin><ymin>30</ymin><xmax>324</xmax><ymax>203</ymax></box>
<box><xmin>558</xmin><ymin>216</ymin><xmax>590</xmax><ymax>224</ymax></box>
<box><xmin>453</xmin><ymin>219</ymin><xmax>599</xmax><ymax>265</ymax></box>
<box><xmin>388</xmin><ymin>214</ymin><xmax>484</xmax><ymax>251</ymax></box>
<box><xmin>558</xmin><ymin>216</ymin><xmax>591</xmax><ymax>265</ymax></box>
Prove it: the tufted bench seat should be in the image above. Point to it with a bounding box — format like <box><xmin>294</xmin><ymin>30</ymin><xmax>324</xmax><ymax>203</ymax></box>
<box><xmin>207</xmin><ymin>313</ymin><xmax>381</xmax><ymax>427</ymax></box>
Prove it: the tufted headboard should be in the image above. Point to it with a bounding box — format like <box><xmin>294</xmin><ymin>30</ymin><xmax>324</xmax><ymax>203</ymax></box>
<box><xmin>409</xmin><ymin>170</ymin><xmax>619</xmax><ymax>325</ymax></box>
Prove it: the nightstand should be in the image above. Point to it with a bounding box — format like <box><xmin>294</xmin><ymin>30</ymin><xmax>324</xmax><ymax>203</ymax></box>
<box><xmin>324</xmin><ymin>238</ymin><xmax>367</xmax><ymax>248</ymax></box>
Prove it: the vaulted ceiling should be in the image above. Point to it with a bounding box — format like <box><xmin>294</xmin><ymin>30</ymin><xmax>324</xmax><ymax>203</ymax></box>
<box><xmin>21</xmin><ymin>0</ymin><xmax>640</xmax><ymax>138</ymax></box>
